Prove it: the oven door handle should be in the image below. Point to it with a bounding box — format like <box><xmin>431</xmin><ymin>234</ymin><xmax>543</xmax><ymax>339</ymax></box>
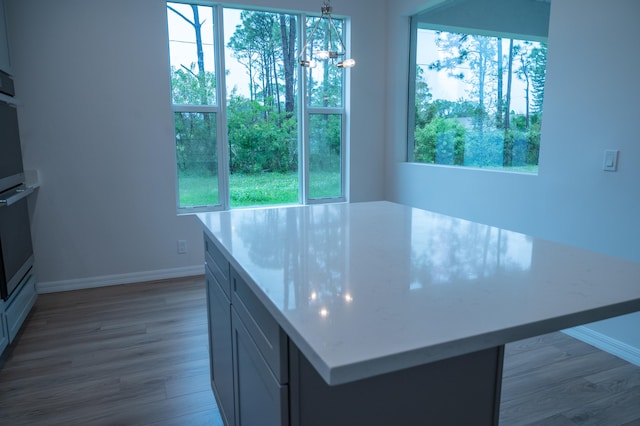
<box><xmin>0</xmin><ymin>186</ymin><xmax>34</xmax><ymax>207</ymax></box>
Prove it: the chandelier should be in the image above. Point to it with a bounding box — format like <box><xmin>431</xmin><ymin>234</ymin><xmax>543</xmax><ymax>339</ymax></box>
<box><xmin>298</xmin><ymin>0</ymin><xmax>355</xmax><ymax>69</ymax></box>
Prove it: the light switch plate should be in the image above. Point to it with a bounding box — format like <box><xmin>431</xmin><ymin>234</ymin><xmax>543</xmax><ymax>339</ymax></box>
<box><xmin>603</xmin><ymin>150</ymin><xmax>619</xmax><ymax>172</ymax></box>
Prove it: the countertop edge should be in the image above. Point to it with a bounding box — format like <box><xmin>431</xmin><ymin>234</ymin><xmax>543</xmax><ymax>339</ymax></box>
<box><xmin>323</xmin><ymin>297</ymin><xmax>640</xmax><ymax>385</ymax></box>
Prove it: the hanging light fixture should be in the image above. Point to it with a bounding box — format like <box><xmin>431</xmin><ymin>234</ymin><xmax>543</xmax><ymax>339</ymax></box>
<box><xmin>299</xmin><ymin>0</ymin><xmax>355</xmax><ymax>69</ymax></box>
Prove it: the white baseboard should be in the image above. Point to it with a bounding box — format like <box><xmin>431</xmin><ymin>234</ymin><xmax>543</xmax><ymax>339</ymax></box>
<box><xmin>563</xmin><ymin>326</ymin><xmax>640</xmax><ymax>367</ymax></box>
<box><xmin>36</xmin><ymin>265</ymin><xmax>205</xmax><ymax>294</ymax></box>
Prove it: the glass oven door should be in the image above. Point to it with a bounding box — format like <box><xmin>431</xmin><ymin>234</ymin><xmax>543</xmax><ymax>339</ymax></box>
<box><xmin>0</xmin><ymin>194</ymin><xmax>34</xmax><ymax>300</ymax></box>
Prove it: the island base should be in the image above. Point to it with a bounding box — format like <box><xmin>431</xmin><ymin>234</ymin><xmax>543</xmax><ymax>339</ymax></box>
<box><xmin>289</xmin><ymin>343</ymin><xmax>504</xmax><ymax>426</ymax></box>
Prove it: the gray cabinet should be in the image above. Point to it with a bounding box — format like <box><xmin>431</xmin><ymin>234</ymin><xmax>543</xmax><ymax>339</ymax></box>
<box><xmin>0</xmin><ymin>0</ymin><xmax>11</xmax><ymax>74</ymax></box>
<box><xmin>205</xmin><ymin>238</ymin><xmax>234</xmax><ymax>426</ymax></box>
<box><xmin>204</xmin><ymin>234</ymin><xmax>288</xmax><ymax>426</ymax></box>
<box><xmin>206</xmin><ymin>265</ymin><xmax>234</xmax><ymax>426</ymax></box>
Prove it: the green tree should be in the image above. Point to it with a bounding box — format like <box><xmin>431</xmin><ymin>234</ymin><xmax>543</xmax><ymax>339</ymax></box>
<box><xmin>430</xmin><ymin>32</ymin><xmax>497</xmax><ymax>127</ymax></box>
<box><xmin>515</xmin><ymin>41</ymin><xmax>534</xmax><ymax>128</ymax></box>
<box><xmin>228</xmin><ymin>11</ymin><xmax>278</xmax><ymax>108</ymax></box>
<box><xmin>529</xmin><ymin>44</ymin><xmax>547</xmax><ymax>113</ymax></box>
<box><xmin>515</xmin><ymin>42</ymin><xmax>546</xmax><ymax>167</ymax></box>
<box><xmin>228</xmin><ymin>11</ymin><xmax>296</xmax><ymax>114</ymax></box>
<box><xmin>414</xmin><ymin>66</ymin><xmax>433</xmax><ymax>128</ymax></box>
<box><xmin>502</xmin><ymin>39</ymin><xmax>515</xmax><ymax>166</ymax></box>
<box><xmin>226</xmin><ymin>11</ymin><xmax>300</xmax><ymax>175</ymax></box>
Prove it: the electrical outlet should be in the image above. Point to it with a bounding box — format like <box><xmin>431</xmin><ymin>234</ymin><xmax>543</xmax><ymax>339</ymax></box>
<box><xmin>177</xmin><ymin>240</ymin><xmax>187</xmax><ymax>254</ymax></box>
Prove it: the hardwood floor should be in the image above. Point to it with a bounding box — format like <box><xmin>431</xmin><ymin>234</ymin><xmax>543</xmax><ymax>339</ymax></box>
<box><xmin>0</xmin><ymin>276</ymin><xmax>223</xmax><ymax>425</ymax></box>
<box><xmin>1</xmin><ymin>276</ymin><xmax>639</xmax><ymax>425</ymax></box>
<box><xmin>501</xmin><ymin>332</ymin><xmax>640</xmax><ymax>425</ymax></box>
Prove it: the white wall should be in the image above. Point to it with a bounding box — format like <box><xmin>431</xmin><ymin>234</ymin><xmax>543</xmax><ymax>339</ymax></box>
<box><xmin>6</xmin><ymin>0</ymin><xmax>386</xmax><ymax>290</ymax></box>
<box><xmin>386</xmin><ymin>0</ymin><xmax>640</xmax><ymax>357</ymax></box>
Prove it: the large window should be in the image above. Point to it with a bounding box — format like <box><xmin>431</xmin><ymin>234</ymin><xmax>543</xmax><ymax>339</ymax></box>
<box><xmin>167</xmin><ymin>2</ymin><xmax>348</xmax><ymax>211</ymax></box>
<box><xmin>408</xmin><ymin>0</ymin><xmax>550</xmax><ymax>173</ymax></box>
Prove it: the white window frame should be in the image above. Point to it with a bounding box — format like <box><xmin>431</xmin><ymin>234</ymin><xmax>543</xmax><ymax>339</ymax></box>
<box><xmin>168</xmin><ymin>1</ymin><xmax>348</xmax><ymax>213</ymax></box>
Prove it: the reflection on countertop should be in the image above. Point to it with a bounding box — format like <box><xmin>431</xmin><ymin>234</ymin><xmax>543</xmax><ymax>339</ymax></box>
<box><xmin>199</xmin><ymin>202</ymin><xmax>533</xmax><ymax>316</ymax></box>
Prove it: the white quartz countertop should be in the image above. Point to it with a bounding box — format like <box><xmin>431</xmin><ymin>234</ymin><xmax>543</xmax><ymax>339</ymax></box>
<box><xmin>197</xmin><ymin>201</ymin><xmax>640</xmax><ymax>385</ymax></box>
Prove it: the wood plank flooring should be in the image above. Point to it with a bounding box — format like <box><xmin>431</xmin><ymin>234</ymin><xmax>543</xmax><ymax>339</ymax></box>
<box><xmin>1</xmin><ymin>276</ymin><xmax>639</xmax><ymax>425</ymax></box>
<box><xmin>501</xmin><ymin>332</ymin><xmax>640</xmax><ymax>425</ymax></box>
<box><xmin>0</xmin><ymin>276</ymin><xmax>222</xmax><ymax>425</ymax></box>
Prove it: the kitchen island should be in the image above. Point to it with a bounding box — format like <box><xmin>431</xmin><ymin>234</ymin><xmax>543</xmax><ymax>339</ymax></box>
<box><xmin>197</xmin><ymin>201</ymin><xmax>640</xmax><ymax>426</ymax></box>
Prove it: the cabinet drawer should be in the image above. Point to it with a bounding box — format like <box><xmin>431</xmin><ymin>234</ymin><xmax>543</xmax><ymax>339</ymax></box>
<box><xmin>231</xmin><ymin>269</ymin><xmax>288</xmax><ymax>384</ymax></box>
<box><xmin>204</xmin><ymin>235</ymin><xmax>230</xmax><ymax>298</ymax></box>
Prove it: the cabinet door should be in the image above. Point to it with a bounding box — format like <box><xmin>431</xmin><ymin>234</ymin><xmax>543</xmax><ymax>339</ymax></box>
<box><xmin>0</xmin><ymin>0</ymin><xmax>11</xmax><ymax>74</ymax></box>
<box><xmin>231</xmin><ymin>269</ymin><xmax>288</xmax><ymax>383</ymax></box>
<box><xmin>232</xmin><ymin>309</ymin><xmax>288</xmax><ymax>426</ymax></box>
<box><xmin>206</xmin><ymin>270</ymin><xmax>235</xmax><ymax>426</ymax></box>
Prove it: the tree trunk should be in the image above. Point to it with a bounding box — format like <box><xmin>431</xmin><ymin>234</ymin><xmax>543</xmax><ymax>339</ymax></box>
<box><xmin>504</xmin><ymin>39</ymin><xmax>514</xmax><ymax>130</ymax></box>
<box><xmin>190</xmin><ymin>6</ymin><xmax>207</xmax><ymax>105</ymax></box>
<box><xmin>261</xmin><ymin>46</ymin><xmax>270</xmax><ymax>113</ymax></box>
<box><xmin>280</xmin><ymin>15</ymin><xmax>296</xmax><ymax>116</ymax></box>
<box><xmin>497</xmin><ymin>38</ymin><xmax>503</xmax><ymax>128</ymax></box>
<box><xmin>521</xmin><ymin>53</ymin><xmax>531</xmax><ymax>129</ymax></box>
<box><xmin>272</xmin><ymin>47</ymin><xmax>281</xmax><ymax>115</ymax></box>
<box><xmin>503</xmin><ymin>39</ymin><xmax>514</xmax><ymax>167</ymax></box>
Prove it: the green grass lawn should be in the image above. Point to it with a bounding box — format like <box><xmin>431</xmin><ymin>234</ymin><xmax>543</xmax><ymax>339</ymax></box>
<box><xmin>178</xmin><ymin>171</ymin><xmax>341</xmax><ymax>208</ymax></box>
<box><xmin>230</xmin><ymin>172</ymin><xmax>298</xmax><ymax>207</ymax></box>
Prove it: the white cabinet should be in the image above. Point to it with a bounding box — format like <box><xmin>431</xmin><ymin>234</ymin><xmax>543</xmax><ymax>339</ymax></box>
<box><xmin>0</xmin><ymin>0</ymin><xmax>11</xmax><ymax>74</ymax></box>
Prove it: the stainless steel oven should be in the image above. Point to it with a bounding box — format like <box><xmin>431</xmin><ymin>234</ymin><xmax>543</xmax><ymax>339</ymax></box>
<box><xmin>0</xmin><ymin>188</ymin><xmax>34</xmax><ymax>300</ymax></box>
<box><xmin>0</xmin><ymin>71</ymin><xmax>35</xmax><ymax>301</ymax></box>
